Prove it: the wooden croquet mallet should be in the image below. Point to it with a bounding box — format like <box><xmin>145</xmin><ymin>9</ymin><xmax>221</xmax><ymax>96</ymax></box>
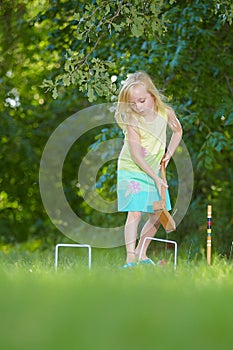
<box><xmin>153</xmin><ymin>161</ymin><xmax>176</xmax><ymax>233</ymax></box>
<box><xmin>207</xmin><ymin>205</ymin><xmax>212</xmax><ymax>265</ymax></box>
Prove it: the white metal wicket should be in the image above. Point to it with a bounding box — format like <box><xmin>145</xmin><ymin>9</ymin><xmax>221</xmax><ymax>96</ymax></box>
<box><xmin>139</xmin><ymin>237</ymin><xmax>178</xmax><ymax>269</ymax></box>
<box><xmin>54</xmin><ymin>244</ymin><xmax>92</xmax><ymax>271</ymax></box>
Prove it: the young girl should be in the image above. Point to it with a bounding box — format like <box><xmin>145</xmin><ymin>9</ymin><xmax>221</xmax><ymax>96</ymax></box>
<box><xmin>115</xmin><ymin>71</ymin><xmax>182</xmax><ymax>267</ymax></box>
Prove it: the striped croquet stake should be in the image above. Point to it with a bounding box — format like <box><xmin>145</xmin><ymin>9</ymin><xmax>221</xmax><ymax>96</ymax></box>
<box><xmin>207</xmin><ymin>205</ymin><xmax>212</xmax><ymax>265</ymax></box>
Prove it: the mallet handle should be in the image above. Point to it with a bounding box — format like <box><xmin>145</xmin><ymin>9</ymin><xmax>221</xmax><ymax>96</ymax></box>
<box><xmin>207</xmin><ymin>205</ymin><xmax>212</xmax><ymax>265</ymax></box>
<box><xmin>160</xmin><ymin>161</ymin><xmax>167</xmax><ymax>207</ymax></box>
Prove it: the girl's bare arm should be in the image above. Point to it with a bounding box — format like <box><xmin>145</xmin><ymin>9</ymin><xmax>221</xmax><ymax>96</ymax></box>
<box><xmin>163</xmin><ymin>108</ymin><xmax>183</xmax><ymax>167</ymax></box>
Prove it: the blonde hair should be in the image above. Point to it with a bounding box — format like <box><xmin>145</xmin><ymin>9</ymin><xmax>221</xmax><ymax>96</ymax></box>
<box><xmin>115</xmin><ymin>71</ymin><xmax>170</xmax><ymax>131</ymax></box>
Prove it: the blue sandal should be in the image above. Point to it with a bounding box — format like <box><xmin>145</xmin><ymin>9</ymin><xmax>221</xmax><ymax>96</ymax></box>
<box><xmin>121</xmin><ymin>262</ymin><xmax>137</xmax><ymax>269</ymax></box>
<box><xmin>139</xmin><ymin>258</ymin><xmax>156</xmax><ymax>266</ymax></box>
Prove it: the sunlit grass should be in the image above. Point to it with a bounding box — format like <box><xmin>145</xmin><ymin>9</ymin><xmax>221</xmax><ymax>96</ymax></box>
<box><xmin>0</xmin><ymin>244</ymin><xmax>233</xmax><ymax>350</ymax></box>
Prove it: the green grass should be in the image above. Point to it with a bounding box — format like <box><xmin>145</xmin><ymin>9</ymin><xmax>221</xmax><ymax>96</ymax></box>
<box><xmin>0</xmin><ymin>244</ymin><xmax>233</xmax><ymax>350</ymax></box>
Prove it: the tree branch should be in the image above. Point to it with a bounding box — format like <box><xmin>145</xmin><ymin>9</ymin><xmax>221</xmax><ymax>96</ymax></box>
<box><xmin>224</xmin><ymin>73</ymin><xmax>233</xmax><ymax>95</ymax></box>
<box><xmin>162</xmin><ymin>74</ymin><xmax>176</xmax><ymax>90</ymax></box>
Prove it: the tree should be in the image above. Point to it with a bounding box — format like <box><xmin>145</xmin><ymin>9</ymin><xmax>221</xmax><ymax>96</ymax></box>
<box><xmin>41</xmin><ymin>0</ymin><xmax>232</xmax><ymax>253</ymax></box>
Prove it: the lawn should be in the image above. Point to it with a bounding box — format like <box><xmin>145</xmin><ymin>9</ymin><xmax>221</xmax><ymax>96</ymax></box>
<box><xmin>0</xmin><ymin>244</ymin><xmax>233</xmax><ymax>350</ymax></box>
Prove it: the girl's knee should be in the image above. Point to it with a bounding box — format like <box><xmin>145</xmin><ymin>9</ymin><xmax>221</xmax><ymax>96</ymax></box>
<box><xmin>127</xmin><ymin>211</ymin><xmax>142</xmax><ymax>222</ymax></box>
<box><xmin>148</xmin><ymin>213</ymin><xmax>160</xmax><ymax>226</ymax></box>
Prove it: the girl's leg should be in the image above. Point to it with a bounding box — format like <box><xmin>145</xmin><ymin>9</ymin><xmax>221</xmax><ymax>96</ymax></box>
<box><xmin>124</xmin><ymin>211</ymin><xmax>142</xmax><ymax>263</ymax></box>
<box><xmin>135</xmin><ymin>213</ymin><xmax>160</xmax><ymax>260</ymax></box>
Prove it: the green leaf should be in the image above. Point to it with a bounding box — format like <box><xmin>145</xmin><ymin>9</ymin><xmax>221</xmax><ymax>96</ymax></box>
<box><xmin>63</xmin><ymin>75</ymin><xmax>71</xmax><ymax>86</ymax></box>
<box><xmin>52</xmin><ymin>87</ymin><xmax>58</xmax><ymax>99</ymax></box>
<box><xmin>131</xmin><ymin>23</ymin><xmax>144</xmax><ymax>37</ymax></box>
<box><xmin>112</xmin><ymin>23</ymin><xmax>124</xmax><ymax>32</ymax></box>
<box><xmin>73</xmin><ymin>12</ymin><xmax>80</xmax><ymax>21</ymax></box>
<box><xmin>225</xmin><ymin>112</ymin><xmax>233</xmax><ymax>126</ymax></box>
<box><xmin>87</xmin><ymin>85</ymin><xmax>94</xmax><ymax>102</ymax></box>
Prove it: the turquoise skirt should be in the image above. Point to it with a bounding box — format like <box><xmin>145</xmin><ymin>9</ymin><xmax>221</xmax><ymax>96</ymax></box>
<box><xmin>117</xmin><ymin>170</ymin><xmax>171</xmax><ymax>213</ymax></box>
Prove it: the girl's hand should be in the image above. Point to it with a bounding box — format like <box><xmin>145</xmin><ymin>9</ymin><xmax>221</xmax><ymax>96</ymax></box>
<box><xmin>154</xmin><ymin>175</ymin><xmax>168</xmax><ymax>197</ymax></box>
<box><xmin>162</xmin><ymin>153</ymin><xmax>170</xmax><ymax>168</ymax></box>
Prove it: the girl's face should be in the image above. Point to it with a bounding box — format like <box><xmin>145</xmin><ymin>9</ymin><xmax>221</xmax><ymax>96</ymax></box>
<box><xmin>128</xmin><ymin>84</ymin><xmax>155</xmax><ymax>116</ymax></box>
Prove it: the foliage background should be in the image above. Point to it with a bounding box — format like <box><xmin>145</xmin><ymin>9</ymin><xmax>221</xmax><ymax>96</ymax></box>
<box><xmin>0</xmin><ymin>0</ymin><xmax>232</xmax><ymax>256</ymax></box>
